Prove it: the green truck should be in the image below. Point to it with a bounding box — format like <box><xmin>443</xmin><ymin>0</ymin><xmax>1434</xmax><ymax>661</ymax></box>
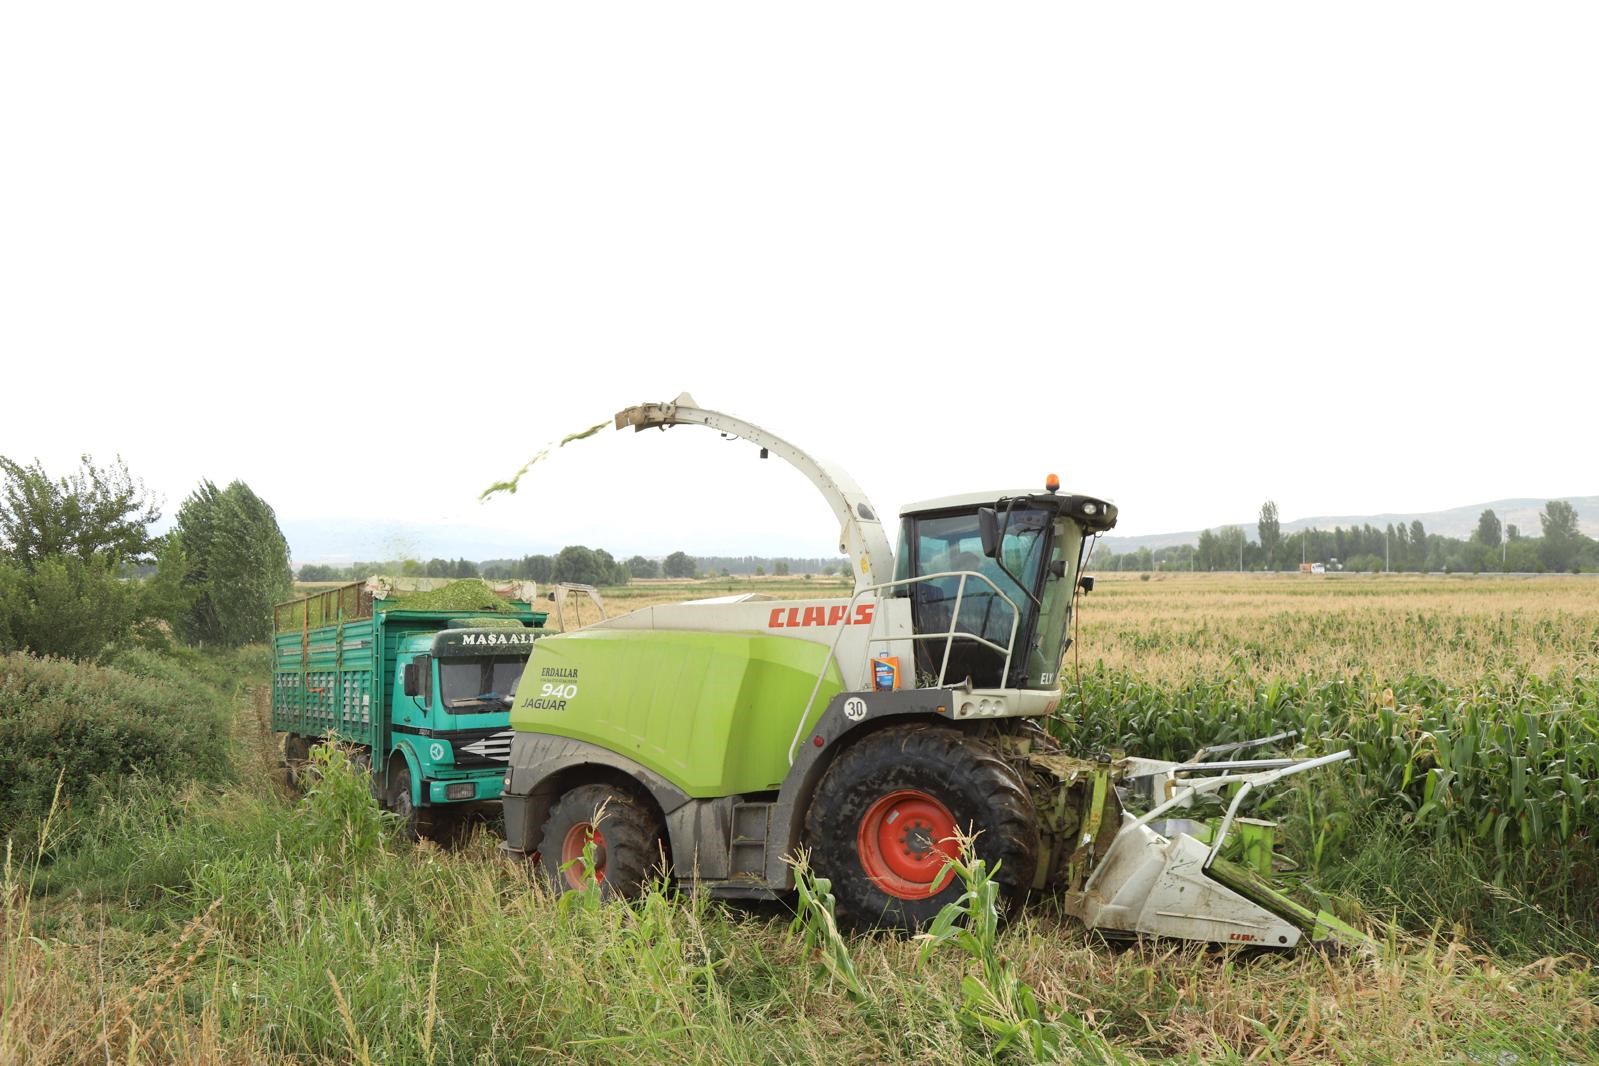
<box><xmin>272</xmin><ymin>578</ymin><xmax>548</xmax><ymax>838</ymax></box>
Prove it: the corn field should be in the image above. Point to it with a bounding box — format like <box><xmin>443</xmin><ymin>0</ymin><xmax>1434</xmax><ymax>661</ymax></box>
<box><xmin>1056</xmin><ymin>573</ymin><xmax>1599</xmax><ymax>931</ymax></box>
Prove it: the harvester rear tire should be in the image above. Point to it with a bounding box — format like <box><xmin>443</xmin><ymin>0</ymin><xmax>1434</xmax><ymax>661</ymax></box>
<box><xmin>804</xmin><ymin>725</ymin><xmax>1038</xmax><ymax>932</ymax></box>
<box><xmin>536</xmin><ymin>784</ymin><xmax>665</xmax><ymax>900</ymax></box>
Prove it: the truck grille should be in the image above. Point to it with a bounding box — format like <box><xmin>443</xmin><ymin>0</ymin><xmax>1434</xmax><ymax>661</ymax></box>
<box><xmin>452</xmin><ymin>729</ymin><xmax>515</xmax><ymax>767</ymax></box>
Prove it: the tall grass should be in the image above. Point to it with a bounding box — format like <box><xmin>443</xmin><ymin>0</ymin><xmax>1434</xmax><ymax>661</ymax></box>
<box><xmin>10</xmin><ymin>740</ymin><xmax>1594</xmax><ymax>1064</ymax></box>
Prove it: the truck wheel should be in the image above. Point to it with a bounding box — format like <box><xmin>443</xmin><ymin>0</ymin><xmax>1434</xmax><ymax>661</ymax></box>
<box><xmin>280</xmin><ymin>734</ymin><xmax>312</xmax><ymax>791</ymax></box>
<box><xmin>536</xmin><ymin>784</ymin><xmax>664</xmax><ymax>900</ymax></box>
<box><xmin>386</xmin><ymin>764</ymin><xmax>424</xmax><ymax>841</ymax></box>
<box><xmin>804</xmin><ymin>725</ymin><xmax>1038</xmax><ymax>931</ymax></box>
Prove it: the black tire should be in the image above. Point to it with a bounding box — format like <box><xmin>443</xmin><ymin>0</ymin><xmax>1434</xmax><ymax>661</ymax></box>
<box><xmin>280</xmin><ymin>734</ymin><xmax>313</xmax><ymax>790</ymax></box>
<box><xmin>386</xmin><ymin>763</ymin><xmax>423</xmax><ymax>841</ymax></box>
<box><xmin>804</xmin><ymin>724</ymin><xmax>1038</xmax><ymax>931</ymax></box>
<box><xmin>535</xmin><ymin>783</ymin><xmax>665</xmax><ymax>900</ymax></box>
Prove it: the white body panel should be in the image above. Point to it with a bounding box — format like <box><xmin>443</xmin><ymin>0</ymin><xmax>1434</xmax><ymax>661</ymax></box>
<box><xmin>588</xmin><ymin>595</ymin><xmax>915</xmax><ymax>693</ymax></box>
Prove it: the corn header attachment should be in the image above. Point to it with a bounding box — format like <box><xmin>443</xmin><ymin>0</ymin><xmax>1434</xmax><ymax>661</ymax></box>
<box><xmin>1025</xmin><ymin>735</ymin><xmax>1365</xmax><ymax>948</ymax></box>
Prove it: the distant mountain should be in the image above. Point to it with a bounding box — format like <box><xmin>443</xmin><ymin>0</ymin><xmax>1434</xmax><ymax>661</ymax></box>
<box><xmin>1099</xmin><ymin>497</ymin><xmax>1599</xmax><ymax>555</ymax></box>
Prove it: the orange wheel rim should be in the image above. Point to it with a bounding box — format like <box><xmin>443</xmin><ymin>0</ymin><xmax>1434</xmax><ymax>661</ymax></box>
<box><xmin>856</xmin><ymin>789</ymin><xmax>959</xmax><ymax>900</ymax></box>
<box><xmin>561</xmin><ymin>822</ymin><xmax>607</xmax><ymax>888</ymax></box>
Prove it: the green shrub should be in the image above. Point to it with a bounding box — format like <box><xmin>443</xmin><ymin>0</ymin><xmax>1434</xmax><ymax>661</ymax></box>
<box><xmin>0</xmin><ymin>651</ymin><xmax>235</xmax><ymax>839</ymax></box>
<box><xmin>0</xmin><ymin>555</ymin><xmax>149</xmax><ymax>660</ymax></box>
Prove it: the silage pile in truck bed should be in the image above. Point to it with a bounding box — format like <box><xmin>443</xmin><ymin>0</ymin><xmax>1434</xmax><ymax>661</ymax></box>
<box><xmin>386</xmin><ymin>580</ymin><xmax>516</xmax><ymax>614</ymax></box>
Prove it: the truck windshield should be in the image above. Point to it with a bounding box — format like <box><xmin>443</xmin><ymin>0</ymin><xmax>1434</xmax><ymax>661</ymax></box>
<box><xmin>440</xmin><ymin>658</ymin><xmax>527</xmax><ymax>708</ymax></box>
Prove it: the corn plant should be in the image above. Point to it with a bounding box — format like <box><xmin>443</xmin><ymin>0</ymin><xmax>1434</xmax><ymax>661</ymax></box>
<box><xmin>557</xmin><ymin>807</ymin><xmax>605</xmax><ymax>916</ymax></box>
<box><xmin>1059</xmin><ymin>667</ymin><xmax>1597</xmax><ymax>880</ymax></box>
<box><xmin>786</xmin><ymin>848</ymin><xmax>867</xmax><ymax>1001</ymax></box>
<box><xmin>916</xmin><ymin>836</ymin><xmax>1110</xmax><ymax>1062</ymax></box>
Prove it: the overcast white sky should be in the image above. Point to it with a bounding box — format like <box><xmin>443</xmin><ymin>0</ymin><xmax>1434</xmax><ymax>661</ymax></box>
<box><xmin>3</xmin><ymin>4</ymin><xmax>1595</xmax><ymax>561</ymax></box>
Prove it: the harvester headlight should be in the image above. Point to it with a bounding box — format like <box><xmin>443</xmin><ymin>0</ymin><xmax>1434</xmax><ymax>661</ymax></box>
<box><xmin>1082</xmin><ymin>502</ymin><xmax>1099</xmax><ymax>516</ymax></box>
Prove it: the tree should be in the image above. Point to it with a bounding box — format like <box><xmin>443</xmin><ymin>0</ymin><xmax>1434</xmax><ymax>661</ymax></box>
<box><xmin>0</xmin><ymin>454</ymin><xmax>172</xmax><ymax>659</ymax></box>
<box><xmin>1539</xmin><ymin>500</ymin><xmax>1584</xmax><ymax>572</ymax></box>
<box><xmin>1504</xmin><ymin>539</ymin><xmax>1539</xmax><ymax>572</ymax></box>
<box><xmin>774</xmin><ymin>561</ymin><xmax>790</xmax><ymax>576</ymax></box>
<box><xmin>1473</xmin><ymin>509</ymin><xmax>1502</xmax><ymax>548</ymax></box>
<box><xmin>425</xmin><ymin>558</ymin><xmax>450</xmax><ymax>577</ymax></box>
<box><xmin>1409</xmin><ymin>520</ymin><xmax>1426</xmax><ymax>572</ymax></box>
<box><xmin>1541</xmin><ymin>500</ymin><xmax>1580</xmax><ymax>539</ymax></box>
<box><xmin>171</xmin><ymin>481</ymin><xmax>293</xmax><ymax>646</ymax></box>
<box><xmin>663</xmin><ymin>551</ymin><xmax>696</xmax><ymax>578</ymax></box>
<box><xmin>626</xmin><ymin>555</ymin><xmax>659</xmax><ymax>579</ymax></box>
<box><xmin>1257</xmin><ymin>501</ymin><xmax>1281</xmax><ymax>570</ymax></box>
<box><xmin>298</xmin><ymin>563</ymin><xmax>342</xmax><ymax>581</ymax></box>
<box><xmin>595</xmin><ymin>548</ymin><xmax>628</xmax><ymax>585</ymax></box>
<box><xmin>0</xmin><ymin>455</ymin><xmax>160</xmax><ymax>571</ymax></box>
<box><xmin>553</xmin><ymin>545</ymin><xmax>604</xmax><ymax>585</ymax></box>
<box><xmin>1219</xmin><ymin>526</ymin><xmax>1247</xmax><ymax>571</ymax></box>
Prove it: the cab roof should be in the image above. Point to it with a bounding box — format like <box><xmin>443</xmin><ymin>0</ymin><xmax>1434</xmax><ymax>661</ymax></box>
<box><xmin>900</xmin><ymin>489</ymin><xmax>1119</xmax><ymax>534</ymax></box>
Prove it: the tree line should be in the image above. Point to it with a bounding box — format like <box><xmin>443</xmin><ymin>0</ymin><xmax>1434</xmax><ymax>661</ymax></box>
<box><xmin>1094</xmin><ymin>500</ymin><xmax>1598</xmax><ymax>574</ymax></box>
<box><xmin>299</xmin><ymin>552</ymin><xmax>852</xmax><ymax>584</ymax></box>
<box><xmin>0</xmin><ymin>455</ymin><xmax>293</xmax><ymax>660</ymax></box>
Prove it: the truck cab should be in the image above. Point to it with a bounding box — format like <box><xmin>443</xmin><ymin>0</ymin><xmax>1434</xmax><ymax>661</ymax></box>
<box><xmin>391</xmin><ymin>626</ymin><xmax>541</xmax><ymax>806</ymax></box>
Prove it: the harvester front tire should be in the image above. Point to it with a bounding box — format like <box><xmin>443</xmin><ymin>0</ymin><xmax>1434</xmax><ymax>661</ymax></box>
<box><xmin>536</xmin><ymin>784</ymin><xmax>665</xmax><ymax>900</ymax></box>
<box><xmin>804</xmin><ymin>725</ymin><xmax>1038</xmax><ymax>932</ymax></box>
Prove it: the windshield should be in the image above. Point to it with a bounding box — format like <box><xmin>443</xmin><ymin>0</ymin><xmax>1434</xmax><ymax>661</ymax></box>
<box><xmin>903</xmin><ymin>507</ymin><xmax>1052</xmax><ymax>686</ymax></box>
<box><xmin>439</xmin><ymin>658</ymin><xmax>527</xmax><ymax>708</ymax></box>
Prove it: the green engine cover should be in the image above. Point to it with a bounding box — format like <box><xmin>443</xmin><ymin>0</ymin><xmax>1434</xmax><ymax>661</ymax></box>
<box><xmin>509</xmin><ymin>629</ymin><xmax>844</xmax><ymax>797</ymax></box>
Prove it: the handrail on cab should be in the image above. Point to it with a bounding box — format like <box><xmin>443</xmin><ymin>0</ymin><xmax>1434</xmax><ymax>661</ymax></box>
<box><xmin>786</xmin><ymin>571</ymin><xmax>1021</xmax><ymax>765</ymax></box>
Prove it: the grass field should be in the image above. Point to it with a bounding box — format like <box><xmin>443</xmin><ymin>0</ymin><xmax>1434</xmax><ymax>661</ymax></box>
<box><xmin>6</xmin><ymin>574</ymin><xmax>1597</xmax><ymax>1063</ymax></box>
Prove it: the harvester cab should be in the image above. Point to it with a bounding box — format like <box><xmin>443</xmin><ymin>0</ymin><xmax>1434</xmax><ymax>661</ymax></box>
<box><xmin>892</xmin><ymin>487</ymin><xmax>1115</xmax><ymax>693</ymax></box>
<box><xmin>500</xmin><ymin>394</ymin><xmax>1361</xmax><ymax>949</ymax></box>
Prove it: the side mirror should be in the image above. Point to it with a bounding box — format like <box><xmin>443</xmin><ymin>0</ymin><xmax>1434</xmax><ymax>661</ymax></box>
<box><xmin>402</xmin><ymin>662</ymin><xmax>420</xmax><ymax>697</ymax></box>
<box><xmin>977</xmin><ymin>508</ymin><xmax>1000</xmax><ymax>558</ymax></box>
<box><xmin>1077</xmin><ymin>575</ymin><xmax>1095</xmax><ymax>594</ymax></box>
